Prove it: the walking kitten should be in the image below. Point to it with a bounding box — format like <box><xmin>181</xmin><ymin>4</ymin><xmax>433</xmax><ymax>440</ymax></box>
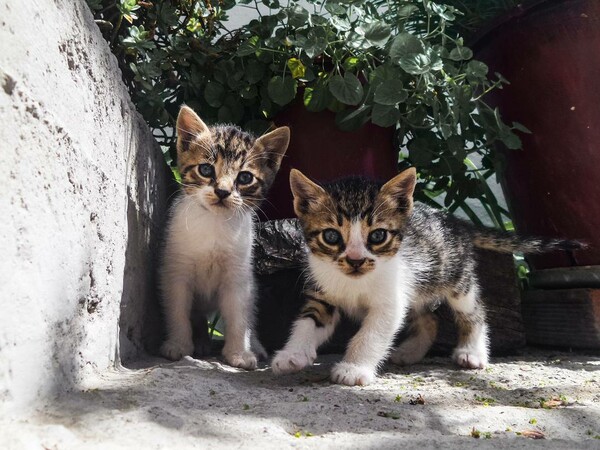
<box><xmin>272</xmin><ymin>168</ymin><xmax>583</xmax><ymax>385</ymax></box>
<box><xmin>160</xmin><ymin>106</ymin><xmax>289</xmax><ymax>369</ymax></box>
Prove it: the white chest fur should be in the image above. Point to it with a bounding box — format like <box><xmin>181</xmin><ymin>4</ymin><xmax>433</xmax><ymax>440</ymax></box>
<box><xmin>162</xmin><ymin>195</ymin><xmax>254</xmax><ymax>296</ymax></box>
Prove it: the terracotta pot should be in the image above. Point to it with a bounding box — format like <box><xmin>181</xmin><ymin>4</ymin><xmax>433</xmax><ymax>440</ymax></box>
<box><xmin>260</xmin><ymin>101</ymin><xmax>398</xmax><ymax>220</ymax></box>
<box><xmin>474</xmin><ymin>0</ymin><xmax>600</xmax><ymax>269</ymax></box>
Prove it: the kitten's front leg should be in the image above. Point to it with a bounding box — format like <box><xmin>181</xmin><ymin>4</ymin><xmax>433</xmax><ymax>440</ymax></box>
<box><xmin>160</xmin><ymin>281</ymin><xmax>195</xmax><ymax>360</ymax></box>
<box><xmin>332</xmin><ymin>301</ymin><xmax>408</xmax><ymax>386</ymax></box>
<box><xmin>272</xmin><ymin>306</ymin><xmax>340</xmax><ymax>375</ymax></box>
<box><xmin>218</xmin><ymin>281</ymin><xmax>259</xmax><ymax>370</ymax></box>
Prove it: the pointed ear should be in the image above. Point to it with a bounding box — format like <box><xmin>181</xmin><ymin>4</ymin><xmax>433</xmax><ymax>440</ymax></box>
<box><xmin>378</xmin><ymin>167</ymin><xmax>417</xmax><ymax>213</ymax></box>
<box><xmin>176</xmin><ymin>105</ymin><xmax>209</xmax><ymax>153</ymax></box>
<box><xmin>289</xmin><ymin>169</ymin><xmax>327</xmax><ymax>217</ymax></box>
<box><xmin>254</xmin><ymin>126</ymin><xmax>290</xmax><ymax>170</ymax></box>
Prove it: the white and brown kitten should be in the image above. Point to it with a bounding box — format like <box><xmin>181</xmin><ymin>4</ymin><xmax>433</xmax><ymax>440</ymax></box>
<box><xmin>272</xmin><ymin>168</ymin><xmax>583</xmax><ymax>385</ymax></box>
<box><xmin>159</xmin><ymin>106</ymin><xmax>289</xmax><ymax>369</ymax></box>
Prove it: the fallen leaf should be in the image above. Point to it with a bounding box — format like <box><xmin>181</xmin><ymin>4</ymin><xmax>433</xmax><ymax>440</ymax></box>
<box><xmin>520</xmin><ymin>429</ymin><xmax>545</xmax><ymax>439</ymax></box>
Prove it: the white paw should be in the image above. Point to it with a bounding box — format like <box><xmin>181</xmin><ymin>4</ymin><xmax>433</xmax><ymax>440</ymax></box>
<box><xmin>271</xmin><ymin>348</ymin><xmax>315</xmax><ymax>375</ymax></box>
<box><xmin>453</xmin><ymin>348</ymin><xmax>487</xmax><ymax>369</ymax></box>
<box><xmin>390</xmin><ymin>341</ymin><xmax>427</xmax><ymax>365</ymax></box>
<box><xmin>330</xmin><ymin>362</ymin><xmax>375</xmax><ymax>386</ymax></box>
<box><xmin>223</xmin><ymin>350</ymin><xmax>258</xmax><ymax>370</ymax></box>
<box><xmin>160</xmin><ymin>339</ymin><xmax>194</xmax><ymax>361</ymax></box>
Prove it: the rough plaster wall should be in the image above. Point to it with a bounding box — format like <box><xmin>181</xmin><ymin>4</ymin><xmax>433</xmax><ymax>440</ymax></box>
<box><xmin>0</xmin><ymin>0</ymin><xmax>168</xmax><ymax>412</ymax></box>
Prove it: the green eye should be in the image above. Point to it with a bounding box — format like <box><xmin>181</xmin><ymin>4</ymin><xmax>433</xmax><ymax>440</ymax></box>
<box><xmin>368</xmin><ymin>229</ymin><xmax>387</xmax><ymax>244</ymax></box>
<box><xmin>322</xmin><ymin>229</ymin><xmax>342</xmax><ymax>245</ymax></box>
<box><xmin>237</xmin><ymin>171</ymin><xmax>254</xmax><ymax>185</ymax></box>
<box><xmin>198</xmin><ymin>163</ymin><xmax>214</xmax><ymax>178</ymax></box>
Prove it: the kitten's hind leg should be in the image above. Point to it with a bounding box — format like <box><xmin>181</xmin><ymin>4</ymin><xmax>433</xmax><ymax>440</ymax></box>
<box><xmin>272</xmin><ymin>298</ymin><xmax>340</xmax><ymax>375</ymax></box>
<box><xmin>447</xmin><ymin>285</ymin><xmax>489</xmax><ymax>369</ymax></box>
<box><xmin>390</xmin><ymin>308</ymin><xmax>438</xmax><ymax>365</ymax></box>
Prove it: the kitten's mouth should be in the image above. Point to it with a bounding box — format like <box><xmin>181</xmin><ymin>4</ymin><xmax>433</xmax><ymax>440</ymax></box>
<box><xmin>212</xmin><ymin>200</ymin><xmax>230</xmax><ymax>209</ymax></box>
<box><xmin>345</xmin><ymin>268</ymin><xmax>366</xmax><ymax>277</ymax></box>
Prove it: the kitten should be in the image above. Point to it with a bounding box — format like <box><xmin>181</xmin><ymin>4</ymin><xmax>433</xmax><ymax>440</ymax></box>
<box><xmin>272</xmin><ymin>168</ymin><xmax>583</xmax><ymax>385</ymax></box>
<box><xmin>159</xmin><ymin>106</ymin><xmax>289</xmax><ymax>369</ymax></box>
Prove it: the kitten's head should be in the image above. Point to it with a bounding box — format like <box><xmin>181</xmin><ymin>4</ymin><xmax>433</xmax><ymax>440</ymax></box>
<box><xmin>176</xmin><ymin>106</ymin><xmax>290</xmax><ymax>214</ymax></box>
<box><xmin>290</xmin><ymin>168</ymin><xmax>416</xmax><ymax>277</ymax></box>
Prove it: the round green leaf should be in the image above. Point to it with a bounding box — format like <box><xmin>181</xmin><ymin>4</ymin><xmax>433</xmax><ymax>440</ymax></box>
<box><xmin>204</xmin><ymin>82</ymin><xmax>225</xmax><ymax>108</ymax></box>
<box><xmin>329</xmin><ymin>73</ymin><xmax>364</xmax><ymax>106</ymax></box>
<box><xmin>449</xmin><ymin>46</ymin><xmax>473</xmax><ymax>61</ymax></box>
<box><xmin>362</xmin><ymin>21</ymin><xmax>391</xmax><ymax>46</ymax></box>
<box><xmin>389</xmin><ymin>32</ymin><xmax>424</xmax><ymax>60</ymax></box>
<box><xmin>374</xmin><ymin>80</ymin><xmax>407</xmax><ymax>105</ymax></box>
<box><xmin>267</xmin><ymin>76</ymin><xmax>297</xmax><ymax>106</ymax></box>
<box><xmin>303</xmin><ymin>84</ymin><xmax>331</xmax><ymax>112</ymax></box>
<box><xmin>371</xmin><ymin>103</ymin><xmax>400</xmax><ymax>127</ymax></box>
<box><xmin>244</xmin><ymin>60</ymin><xmax>265</xmax><ymax>84</ymax></box>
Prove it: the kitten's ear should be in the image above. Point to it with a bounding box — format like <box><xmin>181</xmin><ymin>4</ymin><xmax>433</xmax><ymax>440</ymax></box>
<box><xmin>254</xmin><ymin>126</ymin><xmax>290</xmax><ymax>170</ymax></box>
<box><xmin>176</xmin><ymin>105</ymin><xmax>209</xmax><ymax>153</ymax></box>
<box><xmin>289</xmin><ymin>169</ymin><xmax>327</xmax><ymax>216</ymax></box>
<box><xmin>379</xmin><ymin>167</ymin><xmax>417</xmax><ymax>214</ymax></box>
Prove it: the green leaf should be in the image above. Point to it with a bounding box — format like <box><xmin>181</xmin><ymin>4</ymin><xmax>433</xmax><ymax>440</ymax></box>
<box><xmin>304</xmin><ymin>28</ymin><xmax>328</xmax><ymax>59</ymax></box>
<box><xmin>374</xmin><ymin>80</ymin><xmax>407</xmax><ymax>105</ymax></box>
<box><xmin>237</xmin><ymin>36</ymin><xmax>260</xmax><ymax>57</ymax></box>
<box><xmin>361</xmin><ymin>21</ymin><xmax>391</xmax><ymax>46</ymax></box>
<box><xmin>204</xmin><ymin>82</ymin><xmax>225</xmax><ymax>108</ymax></box>
<box><xmin>408</xmin><ymin>137</ymin><xmax>435</xmax><ymax>167</ymax></box>
<box><xmin>512</xmin><ymin>122</ymin><xmax>532</xmax><ymax>134</ymax></box>
<box><xmin>329</xmin><ymin>73</ymin><xmax>364</xmax><ymax>106</ymax></box>
<box><xmin>371</xmin><ymin>103</ymin><xmax>400</xmax><ymax>127</ymax></box>
<box><xmin>239</xmin><ymin>84</ymin><xmax>258</xmax><ymax>99</ymax></box>
<box><xmin>389</xmin><ymin>33</ymin><xmax>424</xmax><ymax>60</ymax></box>
<box><xmin>287</xmin><ymin>5</ymin><xmax>309</xmax><ymax>28</ymax></box>
<box><xmin>501</xmin><ymin>131</ymin><xmax>522</xmax><ymax>149</ymax></box>
<box><xmin>304</xmin><ymin>84</ymin><xmax>331</xmax><ymax>112</ymax></box>
<box><xmin>325</xmin><ymin>2</ymin><xmax>346</xmax><ymax>15</ymax></box>
<box><xmin>287</xmin><ymin>58</ymin><xmax>306</xmax><ymax>79</ymax></box>
<box><xmin>267</xmin><ymin>76</ymin><xmax>297</xmax><ymax>106</ymax></box>
<box><xmin>244</xmin><ymin>60</ymin><xmax>265</xmax><ymax>84</ymax></box>
<box><xmin>331</xmin><ymin>16</ymin><xmax>351</xmax><ymax>31</ymax></box>
<box><xmin>399</xmin><ymin>49</ymin><xmax>443</xmax><ymax>75</ymax></box>
<box><xmin>448</xmin><ymin>46</ymin><xmax>473</xmax><ymax>61</ymax></box>
<box><xmin>466</xmin><ymin>60</ymin><xmax>489</xmax><ymax>79</ymax></box>
<box><xmin>335</xmin><ymin>106</ymin><xmax>370</xmax><ymax>131</ymax></box>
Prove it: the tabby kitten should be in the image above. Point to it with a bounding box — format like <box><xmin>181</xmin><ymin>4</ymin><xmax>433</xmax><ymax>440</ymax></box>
<box><xmin>272</xmin><ymin>168</ymin><xmax>583</xmax><ymax>385</ymax></box>
<box><xmin>159</xmin><ymin>106</ymin><xmax>289</xmax><ymax>369</ymax></box>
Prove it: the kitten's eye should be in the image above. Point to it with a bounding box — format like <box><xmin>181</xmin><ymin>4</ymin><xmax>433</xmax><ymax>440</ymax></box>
<box><xmin>368</xmin><ymin>229</ymin><xmax>387</xmax><ymax>244</ymax></box>
<box><xmin>322</xmin><ymin>229</ymin><xmax>342</xmax><ymax>245</ymax></box>
<box><xmin>198</xmin><ymin>163</ymin><xmax>214</xmax><ymax>178</ymax></box>
<box><xmin>237</xmin><ymin>171</ymin><xmax>254</xmax><ymax>185</ymax></box>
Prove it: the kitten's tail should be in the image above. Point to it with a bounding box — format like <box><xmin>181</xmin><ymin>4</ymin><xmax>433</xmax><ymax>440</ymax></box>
<box><xmin>471</xmin><ymin>229</ymin><xmax>587</xmax><ymax>254</ymax></box>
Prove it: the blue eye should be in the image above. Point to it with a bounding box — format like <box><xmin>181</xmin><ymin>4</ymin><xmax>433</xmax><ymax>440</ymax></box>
<box><xmin>237</xmin><ymin>171</ymin><xmax>253</xmax><ymax>185</ymax></box>
<box><xmin>198</xmin><ymin>163</ymin><xmax>214</xmax><ymax>178</ymax></box>
<box><xmin>322</xmin><ymin>229</ymin><xmax>342</xmax><ymax>245</ymax></box>
<box><xmin>368</xmin><ymin>229</ymin><xmax>387</xmax><ymax>244</ymax></box>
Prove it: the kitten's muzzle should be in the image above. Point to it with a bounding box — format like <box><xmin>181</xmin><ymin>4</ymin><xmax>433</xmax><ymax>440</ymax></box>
<box><xmin>214</xmin><ymin>188</ymin><xmax>231</xmax><ymax>200</ymax></box>
<box><xmin>346</xmin><ymin>257</ymin><xmax>366</xmax><ymax>269</ymax></box>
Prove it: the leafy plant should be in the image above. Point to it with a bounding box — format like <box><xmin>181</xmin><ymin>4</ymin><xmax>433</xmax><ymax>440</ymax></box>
<box><xmin>88</xmin><ymin>0</ymin><xmax>524</xmax><ymax>216</ymax></box>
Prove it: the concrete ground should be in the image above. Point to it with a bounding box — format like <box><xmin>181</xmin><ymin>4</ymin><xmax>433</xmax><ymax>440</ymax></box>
<box><xmin>2</xmin><ymin>349</ymin><xmax>600</xmax><ymax>449</ymax></box>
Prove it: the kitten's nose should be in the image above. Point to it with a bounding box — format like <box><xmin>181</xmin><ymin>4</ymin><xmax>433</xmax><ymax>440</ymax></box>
<box><xmin>346</xmin><ymin>257</ymin><xmax>366</xmax><ymax>269</ymax></box>
<box><xmin>214</xmin><ymin>188</ymin><xmax>231</xmax><ymax>200</ymax></box>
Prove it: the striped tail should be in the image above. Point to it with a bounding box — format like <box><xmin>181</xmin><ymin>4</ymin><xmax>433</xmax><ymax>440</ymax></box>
<box><xmin>471</xmin><ymin>229</ymin><xmax>587</xmax><ymax>254</ymax></box>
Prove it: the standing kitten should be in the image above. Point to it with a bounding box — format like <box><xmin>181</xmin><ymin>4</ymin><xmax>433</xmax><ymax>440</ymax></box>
<box><xmin>272</xmin><ymin>168</ymin><xmax>583</xmax><ymax>385</ymax></box>
<box><xmin>160</xmin><ymin>106</ymin><xmax>289</xmax><ymax>369</ymax></box>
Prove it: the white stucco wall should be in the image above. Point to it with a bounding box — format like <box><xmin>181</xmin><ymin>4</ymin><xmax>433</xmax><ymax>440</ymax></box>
<box><xmin>0</xmin><ymin>0</ymin><xmax>169</xmax><ymax>413</ymax></box>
